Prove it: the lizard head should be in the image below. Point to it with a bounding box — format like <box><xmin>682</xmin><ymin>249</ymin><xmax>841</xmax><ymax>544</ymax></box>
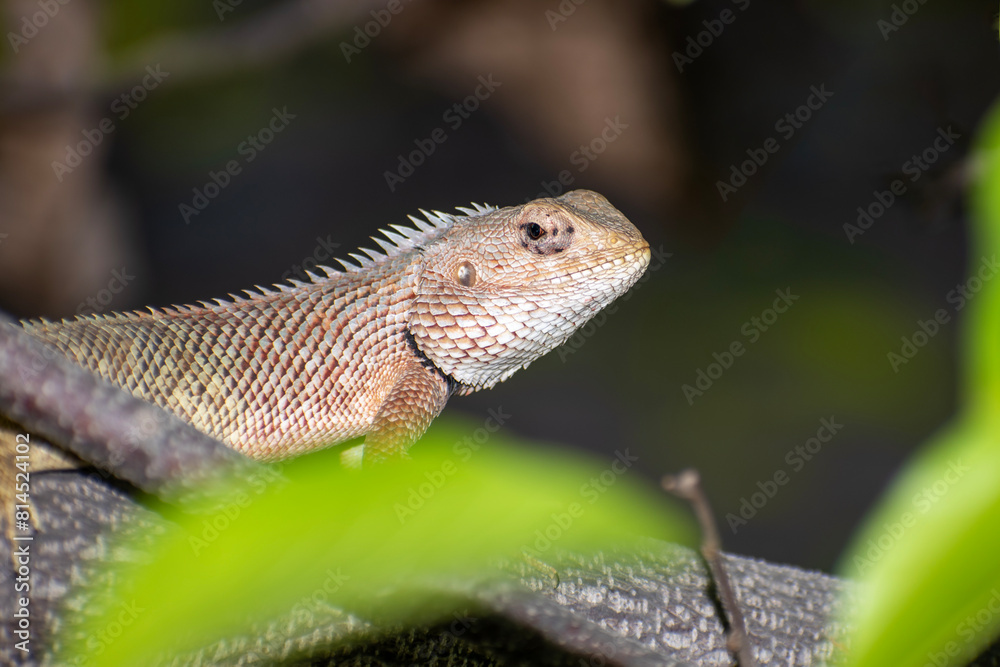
<box><xmin>411</xmin><ymin>189</ymin><xmax>651</xmax><ymax>392</ymax></box>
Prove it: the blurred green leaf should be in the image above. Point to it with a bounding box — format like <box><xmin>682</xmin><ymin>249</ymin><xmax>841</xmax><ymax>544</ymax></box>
<box><xmin>838</xmin><ymin>102</ymin><xmax>1000</xmax><ymax>666</ymax></box>
<box><xmin>57</xmin><ymin>421</ymin><xmax>690</xmax><ymax>665</ymax></box>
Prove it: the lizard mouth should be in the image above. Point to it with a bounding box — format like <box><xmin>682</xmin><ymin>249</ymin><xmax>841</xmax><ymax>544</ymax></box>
<box><xmin>639</xmin><ymin>241</ymin><xmax>652</xmax><ymax>266</ymax></box>
<box><xmin>605</xmin><ymin>240</ymin><xmax>651</xmax><ymax>280</ymax></box>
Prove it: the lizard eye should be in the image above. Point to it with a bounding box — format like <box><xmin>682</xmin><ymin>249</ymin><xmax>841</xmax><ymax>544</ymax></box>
<box><xmin>519</xmin><ymin>208</ymin><xmax>573</xmax><ymax>255</ymax></box>
<box><xmin>456</xmin><ymin>260</ymin><xmax>477</xmax><ymax>287</ymax></box>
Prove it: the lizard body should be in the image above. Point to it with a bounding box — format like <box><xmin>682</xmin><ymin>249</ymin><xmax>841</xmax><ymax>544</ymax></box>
<box><xmin>21</xmin><ymin>190</ymin><xmax>650</xmax><ymax>463</ymax></box>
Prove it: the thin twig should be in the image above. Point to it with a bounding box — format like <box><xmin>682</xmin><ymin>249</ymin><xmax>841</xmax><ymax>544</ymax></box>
<box><xmin>663</xmin><ymin>469</ymin><xmax>758</xmax><ymax>667</ymax></box>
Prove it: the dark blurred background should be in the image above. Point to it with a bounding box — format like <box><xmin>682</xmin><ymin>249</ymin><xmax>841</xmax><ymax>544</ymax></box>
<box><xmin>1</xmin><ymin>0</ymin><xmax>997</xmax><ymax>572</ymax></box>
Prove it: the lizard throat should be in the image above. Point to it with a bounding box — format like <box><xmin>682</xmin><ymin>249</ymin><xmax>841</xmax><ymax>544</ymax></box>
<box><xmin>404</xmin><ymin>330</ymin><xmax>463</xmax><ymax>397</ymax></box>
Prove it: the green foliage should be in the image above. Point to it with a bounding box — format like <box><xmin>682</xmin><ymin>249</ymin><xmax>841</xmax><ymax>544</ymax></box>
<box><xmin>838</xmin><ymin>102</ymin><xmax>1000</xmax><ymax>666</ymax></box>
<box><xmin>57</xmin><ymin>422</ymin><xmax>690</xmax><ymax>665</ymax></box>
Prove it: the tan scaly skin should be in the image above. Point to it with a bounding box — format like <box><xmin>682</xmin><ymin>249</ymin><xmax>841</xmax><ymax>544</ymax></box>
<box><xmin>17</xmin><ymin>190</ymin><xmax>650</xmax><ymax>468</ymax></box>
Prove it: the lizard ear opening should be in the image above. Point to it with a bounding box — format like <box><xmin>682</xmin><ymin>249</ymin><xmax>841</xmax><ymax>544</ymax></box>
<box><xmin>455</xmin><ymin>261</ymin><xmax>477</xmax><ymax>288</ymax></box>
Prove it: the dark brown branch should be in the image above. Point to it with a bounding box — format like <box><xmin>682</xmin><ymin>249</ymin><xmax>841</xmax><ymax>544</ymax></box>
<box><xmin>0</xmin><ymin>309</ymin><xmax>995</xmax><ymax>664</ymax></box>
<box><xmin>0</xmin><ymin>311</ymin><xmax>259</xmax><ymax>506</ymax></box>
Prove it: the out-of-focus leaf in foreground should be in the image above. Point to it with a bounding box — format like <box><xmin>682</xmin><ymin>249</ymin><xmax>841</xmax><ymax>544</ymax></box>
<box><xmin>58</xmin><ymin>422</ymin><xmax>690</xmax><ymax>665</ymax></box>
<box><xmin>838</xmin><ymin>103</ymin><xmax>1000</xmax><ymax>666</ymax></box>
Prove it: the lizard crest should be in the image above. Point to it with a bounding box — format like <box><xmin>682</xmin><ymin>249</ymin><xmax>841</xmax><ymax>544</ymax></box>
<box><xmin>20</xmin><ymin>190</ymin><xmax>650</xmax><ymax>461</ymax></box>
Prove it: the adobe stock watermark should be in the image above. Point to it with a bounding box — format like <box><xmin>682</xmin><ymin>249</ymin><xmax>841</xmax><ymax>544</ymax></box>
<box><xmin>384</xmin><ymin>75</ymin><xmax>501</xmax><ymax>192</ymax></box>
<box><xmin>88</xmin><ymin>402</ymin><xmax>278</xmax><ymax>552</ymax></box>
<box><xmin>521</xmin><ymin>448</ymin><xmax>639</xmax><ymax>559</ymax></box>
<box><xmin>852</xmin><ymin>458</ymin><xmax>969</xmax><ymax>575</ymax></box>
<box><xmin>878</xmin><ymin>0</ymin><xmax>931</xmax><ymax>41</ymax></box>
<box><xmin>109</xmin><ymin>410</ymin><xmax>169</xmax><ymax>480</ymax></box>
<box><xmin>187</xmin><ymin>462</ymin><xmax>288</xmax><ymax>556</ymax></box>
<box><xmin>179</xmin><ymin>106</ymin><xmax>296</xmax><ymax>224</ymax></box>
<box><xmin>716</xmin><ymin>84</ymin><xmax>833</xmax><ymax>202</ymax></box>
<box><xmin>887</xmin><ymin>254</ymin><xmax>999</xmax><ymax>373</ymax></box>
<box><xmin>525</xmin><ymin>115</ymin><xmax>630</xmax><ymax>201</ymax></box>
<box><xmin>13</xmin><ymin>323</ymin><xmax>63</xmax><ymax>386</ymax></box>
<box><xmin>726</xmin><ymin>417</ymin><xmax>844</xmax><ymax>533</ymax></box>
<box><xmin>672</xmin><ymin>0</ymin><xmax>751</xmax><ymax>73</ymax></box>
<box><xmin>393</xmin><ymin>406</ymin><xmax>512</xmax><ymax>523</ymax></box>
<box><xmin>681</xmin><ymin>287</ymin><xmax>799</xmax><ymax>405</ymax></box>
<box><xmin>925</xmin><ymin>588</ymin><xmax>1000</xmax><ymax>667</ymax></box>
<box><xmin>557</xmin><ymin>244</ymin><xmax>672</xmax><ymax>362</ymax></box>
<box><xmin>340</xmin><ymin>0</ymin><xmax>416</xmax><ymax>63</ymax></box>
<box><xmin>75</xmin><ymin>267</ymin><xmax>135</xmax><ymax>316</ymax></box>
<box><xmin>64</xmin><ymin>600</ymin><xmax>145</xmax><ymax>666</ymax></box>
<box><xmin>213</xmin><ymin>0</ymin><xmax>244</xmax><ymax>21</ymax></box>
<box><xmin>281</xmin><ymin>236</ymin><xmax>340</xmax><ymax>283</ymax></box>
<box><xmin>844</xmin><ymin>126</ymin><xmax>960</xmax><ymax>244</ymax></box>
<box><xmin>51</xmin><ymin>65</ymin><xmax>170</xmax><ymax>182</ymax></box>
<box><xmin>286</xmin><ymin>568</ymin><xmax>350</xmax><ymax>620</ymax></box>
<box><xmin>545</xmin><ymin>0</ymin><xmax>586</xmax><ymax>30</ymax></box>
<box><xmin>7</xmin><ymin>0</ymin><xmax>71</xmax><ymax>53</ymax></box>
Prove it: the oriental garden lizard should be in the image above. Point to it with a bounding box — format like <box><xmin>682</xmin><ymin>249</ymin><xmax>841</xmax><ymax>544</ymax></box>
<box><xmin>1</xmin><ymin>190</ymin><xmax>650</xmax><ymax>525</ymax></box>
